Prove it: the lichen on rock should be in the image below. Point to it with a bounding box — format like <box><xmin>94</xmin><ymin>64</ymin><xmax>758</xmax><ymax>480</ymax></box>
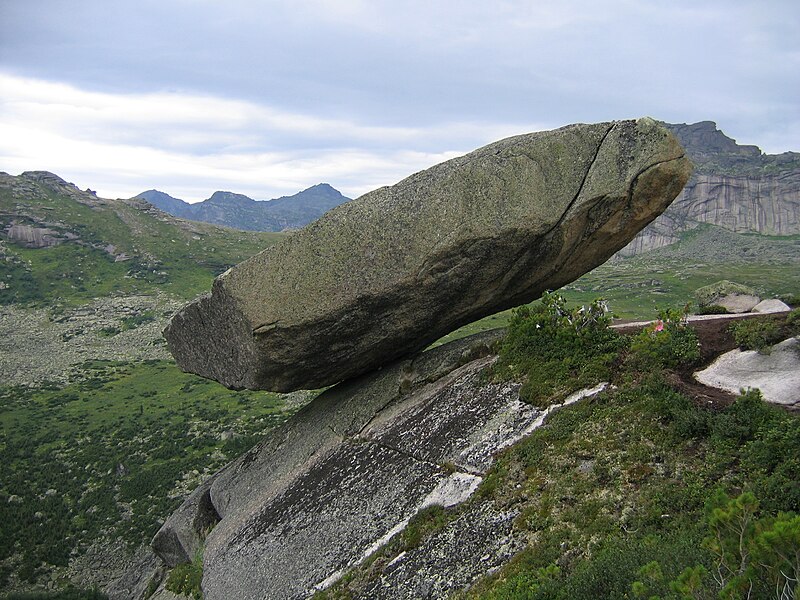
<box><xmin>164</xmin><ymin>118</ymin><xmax>691</xmax><ymax>392</ymax></box>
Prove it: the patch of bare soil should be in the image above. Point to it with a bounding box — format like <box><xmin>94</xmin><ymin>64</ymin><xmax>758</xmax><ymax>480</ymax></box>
<box><xmin>620</xmin><ymin>312</ymin><xmax>792</xmax><ymax>410</ymax></box>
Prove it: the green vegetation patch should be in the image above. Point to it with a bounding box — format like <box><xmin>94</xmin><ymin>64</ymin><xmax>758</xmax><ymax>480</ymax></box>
<box><xmin>0</xmin><ymin>180</ymin><xmax>284</xmax><ymax>306</ymax></box>
<box><xmin>461</xmin><ymin>304</ymin><xmax>800</xmax><ymax>599</ymax></box>
<box><xmin>490</xmin><ymin>293</ymin><xmax>624</xmax><ymax>407</ymax></box>
<box><xmin>728</xmin><ymin>308</ymin><xmax>800</xmax><ymax>353</ymax></box>
<box><xmin>165</xmin><ymin>550</ymin><xmax>204</xmax><ymax>600</ymax></box>
<box><xmin>460</xmin><ymin>383</ymin><xmax>800</xmax><ymax>599</ymax></box>
<box><xmin>0</xmin><ymin>360</ymin><xmax>303</xmax><ymax>588</ymax></box>
<box><xmin>323</xmin><ymin>301</ymin><xmax>800</xmax><ymax>600</ymax></box>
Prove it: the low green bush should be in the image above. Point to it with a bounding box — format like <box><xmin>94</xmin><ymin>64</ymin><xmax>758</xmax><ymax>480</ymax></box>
<box><xmin>492</xmin><ymin>293</ymin><xmax>624</xmax><ymax>407</ymax></box>
<box><xmin>695</xmin><ymin>304</ymin><xmax>729</xmax><ymax>315</ymax></box>
<box><xmin>402</xmin><ymin>505</ymin><xmax>451</xmax><ymax>549</ymax></box>
<box><xmin>165</xmin><ymin>552</ymin><xmax>203</xmax><ymax>599</ymax></box>
<box><xmin>729</xmin><ymin>319</ymin><xmax>781</xmax><ymax>353</ymax></box>
<box><xmin>627</xmin><ymin>307</ymin><xmax>700</xmax><ymax>371</ymax></box>
<box><xmin>780</xmin><ymin>293</ymin><xmax>800</xmax><ymax>308</ymax></box>
<box><xmin>728</xmin><ymin>309</ymin><xmax>800</xmax><ymax>353</ymax></box>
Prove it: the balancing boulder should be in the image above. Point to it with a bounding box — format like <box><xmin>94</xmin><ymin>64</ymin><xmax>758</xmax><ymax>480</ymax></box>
<box><xmin>164</xmin><ymin>118</ymin><xmax>691</xmax><ymax>391</ymax></box>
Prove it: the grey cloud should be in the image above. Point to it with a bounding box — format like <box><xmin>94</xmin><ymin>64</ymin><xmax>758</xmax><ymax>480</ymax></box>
<box><xmin>1</xmin><ymin>0</ymin><xmax>798</xmax><ymax>193</ymax></box>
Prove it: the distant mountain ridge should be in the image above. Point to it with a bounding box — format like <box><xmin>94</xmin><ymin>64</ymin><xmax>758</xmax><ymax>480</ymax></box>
<box><xmin>135</xmin><ymin>183</ymin><xmax>350</xmax><ymax>232</ymax></box>
<box><xmin>622</xmin><ymin>121</ymin><xmax>800</xmax><ymax>255</ymax></box>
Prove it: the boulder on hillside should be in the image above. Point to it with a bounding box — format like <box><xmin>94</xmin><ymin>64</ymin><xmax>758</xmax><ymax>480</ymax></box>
<box><xmin>694</xmin><ymin>280</ymin><xmax>758</xmax><ymax>308</ymax></box>
<box><xmin>694</xmin><ymin>337</ymin><xmax>800</xmax><ymax>406</ymax></box>
<box><xmin>152</xmin><ymin>330</ymin><xmax>607</xmax><ymax>600</ymax></box>
<box><xmin>753</xmin><ymin>299</ymin><xmax>791</xmax><ymax>314</ymax></box>
<box><xmin>717</xmin><ymin>294</ymin><xmax>761</xmax><ymax>314</ymax></box>
<box><xmin>164</xmin><ymin>117</ymin><xmax>691</xmax><ymax>392</ymax></box>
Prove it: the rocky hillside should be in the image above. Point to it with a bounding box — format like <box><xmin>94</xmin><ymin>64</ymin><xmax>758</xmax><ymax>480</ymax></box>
<box><xmin>135</xmin><ymin>183</ymin><xmax>350</xmax><ymax>232</ymax></box>
<box><xmin>0</xmin><ymin>171</ymin><xmax>285</xmax><ymax>305</ymax></box>
<box><xmin>0</xmin><ymin>171</ymin><xmax>302</xmax><ymax>597</ymax></box>
<box><xmin>621</xmin><ymin>121</ymin><xmax>800</xmax><ymax>255</ymax></box>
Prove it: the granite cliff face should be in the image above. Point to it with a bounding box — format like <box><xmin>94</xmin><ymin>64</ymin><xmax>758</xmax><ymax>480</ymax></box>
<box><xmin>165</xmin><ymin>118</ymin><xmax>690</xmax><ymax>392</ymax></box>
<box><xmin>621</xmin><ymin>121</ymin><xmax>800</xmax><ymax>255</ymax></box>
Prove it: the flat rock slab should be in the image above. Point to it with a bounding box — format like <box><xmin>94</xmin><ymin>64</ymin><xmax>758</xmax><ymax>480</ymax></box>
<box><xmin>201</xmin><ymin>360</ymin><xmax>527</xmax><ymax>600</ymax></box>
<box><xmin>354</xmin><ymin>503</ymin><xmax>522</xmax><ymax>600</ymax></box>
<box><xmin>694</xmin><ymin>337</ymin><xmax>800</xmax><ymax>406</ymax></box>
<box><xmin>164</xmin><ymin>118</ymin><xmax>690</xmax><ymax>391</ymax></box>
<box><xmin>753</xmin><ymin>298</ymin><xmax>791</xmax><ymax>313</ymax></box>
<box><xmin>152</xmin><ymin>332</ymin><xmax>608</xmax><ymax>599</ymax></box>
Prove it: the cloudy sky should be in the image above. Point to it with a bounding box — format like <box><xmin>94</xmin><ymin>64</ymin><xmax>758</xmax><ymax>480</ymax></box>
<box><xmin>1</xmin><ymin>0</ymin><xmax>798</xmax><ymax>202</ymax></box>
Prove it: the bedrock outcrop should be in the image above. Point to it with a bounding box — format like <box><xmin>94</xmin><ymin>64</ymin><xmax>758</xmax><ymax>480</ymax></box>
<box><xmin>151</xmin><ymin>330</ymin><xmax>608</xmax><ymax>600</ymax></box>
<box><xmin>164</xmin><ymin>118</ymin><xmax>690</xmax><ymax>391</ymax></box>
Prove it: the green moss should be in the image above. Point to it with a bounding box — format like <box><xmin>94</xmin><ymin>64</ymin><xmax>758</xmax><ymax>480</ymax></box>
<box><xmin>694</xmin><ymin>279</ymin><xmax>758</xmax><ymax>306</ymax></box>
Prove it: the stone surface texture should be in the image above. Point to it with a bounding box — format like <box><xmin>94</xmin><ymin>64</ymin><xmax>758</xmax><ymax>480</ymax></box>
<box><xmin>717</xmin><ymin>293</ymin><xmax>761</xmax><ymax>314</ymax></box>
<box><xmin>622</xmin><ymin>121</ymin><xmax>800</xmax><ymax>255</ymax></box>
<box><xmin>151</xmin><ymin>331</ymin><xmax>608</xmax><ymax>600</ymax></box>
<box><xmin>694</xmin><ymin>337</ymin><xmax>800</xmax><ymax>407</ymax></box>
<box><xmin>354</xmin><ymin>503</ymin><xmax>522</xmax><ymax>600</ymax></box>
<box><xmin>165</xmin><ymin>118</ymin><xmax>690</xmax><ymax>391</ymax></box>
<box><xmin>753</xmin><ymin>298</ymin><xmax>792</xmax><ymax>313</ymax></box>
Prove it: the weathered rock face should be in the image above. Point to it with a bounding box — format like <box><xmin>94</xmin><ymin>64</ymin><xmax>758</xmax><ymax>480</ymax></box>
<box><xmin>753</xmin><ymin>299</ymin><xmax>791</xmax><ymax>314</ymax></box>
<box><xmin>621</xmin><ymin>121</ymin><xmax>800</xmax><ymax>256</ymax></box>
<box><xmin>717</xmin><ymin>294</ymin><xmax>761</xmax><ymax>314</ymax></box>
<box><xmin>151</xmin><ymin>331</ymin><xmax>607</xmax><ymax>600</ymax></box>
<box><xmin>6</xmin><ymin>224</ymin><xmax>62</xmax><ymax>248</ymax></box>
<box><xmin>165</xmin><ymin>118</ymin><xmax>690</xmax><ymax>392</ymax></box>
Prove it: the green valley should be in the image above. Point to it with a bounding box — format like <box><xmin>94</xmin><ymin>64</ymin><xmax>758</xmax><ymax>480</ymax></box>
<box><xmin>0</xmin><ymin>360</ymin><xmax>308</xmax><ymax>591</ymax></box>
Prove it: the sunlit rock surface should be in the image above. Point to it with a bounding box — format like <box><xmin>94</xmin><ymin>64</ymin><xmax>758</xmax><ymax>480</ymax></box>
<box><xmin>694</xmin><ymin>337</ymin><xmax>800</xmax><ymax>407</ymax></box>
<box><xmin>152</xmin><ymin>332</ymin><xmax>607</xmax><ymax>599</ymax></box>
<box><xmin>164</xmin><ymin>118</ymin><xmax>690</xmax><ymax>391</ymax></box>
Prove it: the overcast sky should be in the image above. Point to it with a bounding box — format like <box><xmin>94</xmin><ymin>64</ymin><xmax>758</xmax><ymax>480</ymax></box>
<box><xmin>1</xmin><ymin>0</ymin><xmax>798</xmax><ymax>202</ymax></box>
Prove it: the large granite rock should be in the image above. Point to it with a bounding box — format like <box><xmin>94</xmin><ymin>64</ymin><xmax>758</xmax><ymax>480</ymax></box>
<box><xmin>694</xmin><ymin>337</ymin><xmax>800</xmax><ymax>407</ymax></box>
<box><xmin>164</xmin><ymin>118</ymin><xmax>690</xmax><ymax>391</ymax></box>
<box><xmin>151</xmin><ymin>330</ymin><xmax>608</xmax><ymax>600</ymax></box>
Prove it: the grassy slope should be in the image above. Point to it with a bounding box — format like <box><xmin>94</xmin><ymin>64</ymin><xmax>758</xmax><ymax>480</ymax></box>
<box><xmin>0</xmin><ymin>175</ymin><xmax>296</xmax><ymax>593</ymax></box>
<box><xmin>561</xmin><ymin>225</ymin><xmax>800</xmax><ymax>318</ymax></box>
<box><xmin>0</xmin><ymin>175</ymin><xmax>284</xmax><ymax>305</ymax></box>
<box><xmin>320</xmin><ymin>310</ymin><xmax>800</xmax><ymax>600</ymax></box>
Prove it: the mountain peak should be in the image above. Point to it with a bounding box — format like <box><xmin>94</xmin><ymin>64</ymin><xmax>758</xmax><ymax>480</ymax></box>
<box><xmin>305</xmin><ymin>182</ymin><xmax>337</xmax><ymax>192</ymax></box>
<box><xmin>206</xmin><ymin>191</ymin><xmax>255</xmax><ymax>205</ymax></box>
